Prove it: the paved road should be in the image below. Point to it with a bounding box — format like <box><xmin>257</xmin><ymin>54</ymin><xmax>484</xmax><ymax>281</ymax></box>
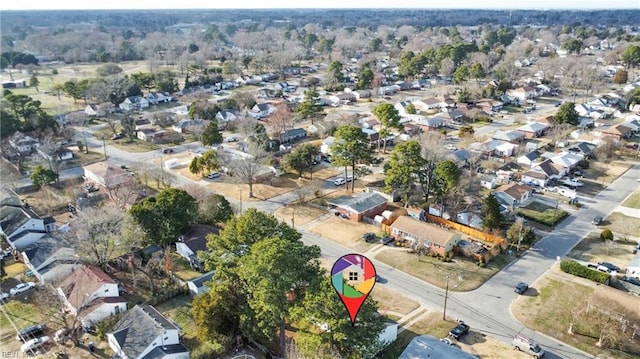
<box><xmin>34</xmin><ymin>128</ymin><xmax>640</xmax><ymax>358</ymax></box>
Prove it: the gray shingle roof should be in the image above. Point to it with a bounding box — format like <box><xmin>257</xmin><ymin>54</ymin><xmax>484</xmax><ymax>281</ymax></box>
<box><xmin>492</xmin><ymin>130</ymin><xmax>524</xmax><ymax>142</ymax></box>
<box><xmin>141</xmin><ymin>344</ymin><xmax>189</xmax><ymax>359</ymax></box>
<box><xmin>189</xmin><ymin>271</ymin><xmax>215</xmax><ymax>289</ymax></box>
<box><xmin>1</xmin><ymin>205</ymin><xmax>42</xmax><ymax>238</ymax></box>
<box><xmin>22</xmin><ymin>235</ymin><xmax>74</xmax><ymax>268</ymax></box>
<box><xmin>327</xmin><ymin>193</ymin><xmax>387</xmax><ymax>214</ymax></box>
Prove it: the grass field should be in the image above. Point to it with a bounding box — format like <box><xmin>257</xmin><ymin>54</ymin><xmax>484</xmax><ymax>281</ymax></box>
<box><xmin>606</xmin><ymin>212</ymin><xmax>640</xmax><ymax>239</ymax></box>
<box><xmin>517</xmin><ymin>201</ymin><xmax>569</xmax><ymax>227</ymax></box>
<box><xmin>568</xmin><ymin>232</ymin><xmax>636</xmax><ymax>268</ymax></box>
<box><xmin>622</xmin><ymin>191</ymin><xmax>640</xmax><ymax>209</ymax></box>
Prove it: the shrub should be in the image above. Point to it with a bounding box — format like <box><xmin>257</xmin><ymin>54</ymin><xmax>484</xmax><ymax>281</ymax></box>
<box><xmin>560</xmin><ymin>259</ymin><xmax>610</xmax><ymax>283</ymax></box>
<box><xmin>600</xmin><ymin>229</ymin><xmax>613</xmax><ymax>241</ymax></box>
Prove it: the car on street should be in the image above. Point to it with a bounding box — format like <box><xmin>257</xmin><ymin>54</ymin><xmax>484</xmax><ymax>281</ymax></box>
<box><xmin>622</xmin><ymin>276</ymin><xmax>640</xmax><ymax>286</ymax></box>
<box><xmin>10</xmin><ymin>282</ymin><xmax>36</xmax><ymax>296</ymax></box>
<box><xmin>512</xmin><ymin>335</ymin><xmax>545</xmax><ymax>358</ymax></box>
<box><xmin>448</xmin><ymin>321</ymin><xmax>470</xmax><ymax>340</ymax></box>
<box><xmin>17</xmin><ymin>324</ymin><xmax>47</xmax><ymax>341</ymax></box>
<box><xmin>207</xmin><ymin>172</ymin><xmax>221</xmax><ymax>179</ymax></box>
<box><xmin>514</xmin><ymin>282</ymin><xmax>529</xmax><ymax>295</ymax></box>
<box><xmin>20</xmin><ymin>336</ymin><xmax>50</xmax><ymax>353</ymax></box>
<box><xmin>162</xmin><ymin>148</ymin><xmax>174</xmax><ymax>154</ymax></box>
<box><xmin>380</xmin><ymin>236</ymin><xmax>395</xmax><ymax>245</ymax></box>
<box><xmin>591</xmin><ymin>216</ymin><xmax>603</xmax><ymax>225</ymax></box>
<box><xmin>440</xmin><ymin>338</ymin><xmax>455</xmax><ymax>346</ymax></box>
<box><xmin>111</xmin><ymin>133</ymin><xmax>124</xmax><ymax>140</ymax></box>
<box><xmin>362</xmin><ymin>232</ymin><xmax>376</xmax><ymax>242</ymax></box>
<box><xmin>333</xmin><ymin>177</ymin><xmax>346</xmax><ymax>186</ymax></box>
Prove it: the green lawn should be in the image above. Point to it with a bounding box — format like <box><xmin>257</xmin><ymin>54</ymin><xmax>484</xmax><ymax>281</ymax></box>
<box><xmin>517</xmin><ymin>201</ymin><xmax>569</xmax><ymax>227</ymax></box>
<box><xmin>622</xmin><ymin>192</ymin><xmax>640</xmax><ymax>209</ymax></box>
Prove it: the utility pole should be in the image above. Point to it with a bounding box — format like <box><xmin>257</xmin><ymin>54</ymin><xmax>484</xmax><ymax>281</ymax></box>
<box><xmin>101</xmin><ymin>136</ymin><xmax>107</xmax><ymax>160</ymax></box>
<box><xmin>443</xmin><ymin>275</ymin><xmax>450</xmax><ymax>320</ymax></box>
<box><xmin>239</xmin><ymin>188</ymin><xmax>243</xmax><ymax>214</ymax></box>
<box><xmin>517</xmin><ymin>216</ymin><xmax>524</xmax><ymax>255</ymax></box>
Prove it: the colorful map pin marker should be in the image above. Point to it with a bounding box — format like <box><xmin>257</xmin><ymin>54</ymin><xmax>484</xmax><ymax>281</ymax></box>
<box><xmin>331</xmin><ymin>254</ymin><xmax>377</xmax><ymax>325</ymax></box>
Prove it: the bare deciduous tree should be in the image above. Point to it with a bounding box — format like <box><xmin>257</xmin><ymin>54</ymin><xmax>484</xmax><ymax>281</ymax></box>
<box><xmin>226</xmin><ymin>142</ymin><xmax>271</xmax><ymax>198</ymax></box>
<box><xmin>269</xmin><ymin>102</ymin><xmax>294</xmax><ymax>133</ymax></box>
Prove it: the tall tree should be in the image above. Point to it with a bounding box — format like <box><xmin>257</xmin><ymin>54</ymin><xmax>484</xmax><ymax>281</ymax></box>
<box><xmin>555</xmin><ymin>102</ymin><xmax>580</xmax><ymax>126</ymax></box>
<box><xmin>482</xmin><ymin>194</ymin><xmax>504</xmax><ymax>231</ymax></box>
<box><xmin>372</xmin><ymin>102</ymin><xmax>401</xmax><ymax>153</ymax></box>
<box><xmin>283</xmin><ymin>144</ymin><xmax>319</xmax><ymax>178</ymax></box>
<box><xmin>433</xmin><ymin>160</ymin><xmax>461</xmax><ymax>214</ymax></box>
<box><xmin>197</xmin><ymin>194</ymin><xmax>233</xmax><ymax>226</ymax></box>
<box><xmin>29</xmin><ymin>165</ymin><xmax>58</xmax><ymax>188</ymax></box>
<box><xmin>357</xmin><ymin>66</ymin><xmax>374</xmax><ymax>90</ymax></box>
<box><xmin>130</xmin><ymin>188</ymin><xmax>198</xmax><ymax>246</ymax></box>
<box><xmin>621</xmin><ymin>44</ymin><xmax>640</xmax><ymax>69</ymax></box>
<box><xmin>295</xmin><ymin>89</ymin><xmax>321</xmax><ymax>122</ymax></box>
<box><xmin>201</xmin><ymin>120</ymin><xmax>222</xmax><ymax>146</ymax></box>
<box><xmin>384</xmin><ymin>140</ymin><xmax>425</xmax><ymax>205</ymax></box>
<box><xmin>417</xmin><ymin>132</ymin><xmax>449</xmax><ymax>204</ymax></box>
<box><xmin>330</xmin><ymin>125</ymin><xmax>374</xmax><ymax>192</ymax></box>
<box><xmin>189</xmin><ymin>149</ymin><xmax>219</xmax><ymax>176</ymax></box>
<box><xmin>290</xmin><ymin>276</ymin><xmax>386</xmax><ymax>358</ymax></box>
<box><xmin>29</xmin><ymin>74</ymin><xmax>39</xmax><ymax>92</ymax></box>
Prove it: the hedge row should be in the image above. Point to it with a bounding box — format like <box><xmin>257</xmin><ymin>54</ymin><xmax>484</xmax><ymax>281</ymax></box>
<box><xmin>560</xmin><ymin>259</ymin><xmax>610</xmax><ymax>284</ymax></box>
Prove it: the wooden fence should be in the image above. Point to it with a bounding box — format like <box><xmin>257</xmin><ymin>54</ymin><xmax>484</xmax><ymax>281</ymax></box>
<box><xmin>422</xmin><ymin>213</ymin><xmax>506</xmax><ymax>248</ymax></box>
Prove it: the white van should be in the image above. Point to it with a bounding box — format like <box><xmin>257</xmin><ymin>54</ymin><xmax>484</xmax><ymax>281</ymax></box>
<box><xmin>513</xmin><ymin>335</ymin><xmax>545</xmax><ymax>358</ymax></box>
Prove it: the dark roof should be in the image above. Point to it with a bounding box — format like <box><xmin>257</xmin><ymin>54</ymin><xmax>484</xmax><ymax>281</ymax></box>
<box><xmin>399</xmin><ymin>335</ymin><xmax>477</xmax><ymax>359</ymax></box>
<box><xmin>535</xmin><ymin>159</ymin><xmax>563</xmax><ymax>176</ymax></box>
<box><xmin>567</xmin><ymin>142</ymin><xmax>596</xmax><ymax>155</ymax></box>
<box><xmin>492</xmin><ymin>130</ymin><xmax>525</xmax><ymax>142</ymax></box>
<box><xmin>327</xmin><ymin>193</ymin><xmax>387</xmax><ymax>214</ymax></box>
<box><xmin>1</xmin><ymin>204</ymin><xmax>43</xmax><ymax>238</ymax></box>
<box><xmin>522</xmin><ymin>150</ymin><xmax>541</xmax><ymax>161</ymax></box>
<box><xmin>189</xmin><ymin>271</ymin><xmax>215</xmax><ymax>288</ymax></box>
<box><xmin>180</xmin><ymin>225</ymin><xmax>218</xmax><ymax>253</ymax></box>
<box><xmin>142</xmin><ymin>344</ymin><xmax>190</xmax><ymax>359</ymax></box>
<box><xmin>22</xmin><ymin>235</ymin><xmax>73</xmax><ymax>268</ymax></box>
<box><xmin>282</xmin><ymin>128</ymin><xmax>307</xmax><ymax>138</ymax></box>
<box><xmin>255</xmin><ymin>103</ymin><xmax>272</xmax><ymax>111</ymax></box>
<box><xmin>109</xmin><ymin>305</ymin><xmax>181</xmax><ymax>359</ymax></box>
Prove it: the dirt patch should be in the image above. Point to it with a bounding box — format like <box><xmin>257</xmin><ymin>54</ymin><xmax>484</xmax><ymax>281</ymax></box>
<box><xmin>374</xmin><ymin>249</ymin><xmax>509</xmax><ymax>291</ymax></box>
<box><xmin>273</xmin><ymin>204</ymin><xmax>326</xmax><ymax>227</ymax></box>
<box><xmin>605</xmin><ymin>212</ymin><xmax>640</xmax><ymax>240</ymax></box>
<box><xmin>587</xmin><ymin>160</ymin><xmax>632</xmax><ymax>186</ymax></box>
<box><xmin>371</xmin><ymin>285</ymin><xmax>420</xmax><ymax>317</ymax></box>
<box><xmin>568</xmin><ymin>232</ymin><xmax>637</xmax><ymax>268</ymax></box>
<box><xmin>308</xmin><ymin>216</ymin><xmax>381</xmax><ymax>251</ymax></box>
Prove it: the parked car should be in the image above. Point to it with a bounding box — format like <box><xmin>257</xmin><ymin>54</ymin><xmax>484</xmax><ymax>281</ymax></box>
<box><xmin>20</xmin><ymin>336</ymin><xmax>50</xmax><ymax>353</ymax></box>
<box><xmin>10</xmin><ymin>282</ymin><xmax>36</xmax><ymax>296</ymax></box>
<box><xmin>380</xmin><ymin>236</ymin><xmax>395</xmax><ymax>245</ymax></box>
<box><xmin>512</xmin><ymin>334</ymin><xmax>545</xmax><ymax>358</ymax></box>
<box><xmin>514</xmin><ymin>282</ymin><xmax>529</xmax><ymax>295</ymax></box>
<box><xmin>448</xmin><ymin>321</ymin><xmax>470</xmax><ymax>340</ymax></box>
<box><xmin>440</xmin><ymin>338</ymin><xmax>455</xmax><ymax>346</ymax></box>
<box><xmin>622</xmin><ymin>276</ymin><xmax>640</xmax><ymax>286</ymax></box>
<box><xmin>346</xmin><ymin>175</ymin><xmax>354</xmax><ymax>182</ymax></box>
<box><xmin>0</xmin><ymin>292</ymin><xmax>9</xmax><ymax>302</ymax></box>
<box><xmin>207</xmin><ymin>172</ymin><xmax>221</xmax><ymax>179</ymax></box>
<box><xmin>597</xmin><ymin>262</ymin><xmax>620</xmax><ymax>273</ymax></box>
<box><xmin>362</xmin><ymin>232</ymin><xmax>376</xmax><ymax>242</ymax></box>
<box><xmin>162</xmin><ymin>148</ymin><xmax>174</xmax><ymax>154</ymax></box>
<box><xmin>225</xmin><ymin>136</ymin><xmax>238</xmax><ymax>142</ymax></box>
<box><xmin>111</xmin><ymin>133</ymin><xmax>124</xmax><ymax>140</ymax></box>
<box><xmin>591</xmin><ymin>216</ymin><xmax>603</xmax><ymax>225</ymax></box>
<box><xmin>16</xmin><ymin>324</ymin><xmax>47</xmax><ymax>341</ymax></box>
<box><xmin>573</xmin><ymin>170</ymin><xmax>584</xmax><ymax>177</ymax></box>
<box><xmin>333</xmin><ymin>177</ymin><xmax>346</xmax><ymax>186</ymax></box>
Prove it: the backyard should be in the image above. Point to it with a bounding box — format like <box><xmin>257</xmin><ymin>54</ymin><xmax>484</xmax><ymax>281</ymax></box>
<box><xmin>374</xmin><ymin>249</ymin><xmax>512</xmax><ymax>291</ymax></box>
<box><xmin>308</xmin><ymin>216</ymin><xmax>382</xmax><ymax>252</ymax></box>
<box><xmin>517</xmin><ymin>201</ymin><xmax>569</xmax><ymax>227</ymax></box>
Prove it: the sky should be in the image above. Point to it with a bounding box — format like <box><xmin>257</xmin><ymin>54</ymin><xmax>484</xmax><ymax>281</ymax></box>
<box><xmin>1</xmin><ymin>0</ymin><xmax>638</xmax><ymax>11</ymax></box>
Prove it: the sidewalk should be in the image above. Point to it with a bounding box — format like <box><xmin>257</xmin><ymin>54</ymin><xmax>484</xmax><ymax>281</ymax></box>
<box><xmin>614</xmin><ymin>205</ymin><xmax>640</xmax><ymax>218</ymax></box>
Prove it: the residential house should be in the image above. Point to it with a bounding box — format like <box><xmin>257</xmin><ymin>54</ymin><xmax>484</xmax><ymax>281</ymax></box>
<box><xmin>549</xmin><ymin>152</ymin><xmax>584</xmax><ymax>171</ymax></box>
<box><xmin>176</xmin><ymin>225</ymin><xmax>219</xmax><ymax>272</ymax></box>
<box><xmin>361</xmin><ymin>128</ymin><xmax>381</xmax><ymax>148</ymax></box>
<box><xmin>136</xmin><ymin>127</ymin><xmax>167</xmax><ymax>142</ymax></box>
<box><xmin>389</xmin><ymin>216</ymin><xmax>462</xmax><ymax>257</ymax></box>
<box><xmin>470</xmin><ymin>140</ymin><xmax>506</xmax><ymax>157</ymax></box>
<box><xmin>9</xmin><ymin>132</ymin><xmax>39</xmax><ymax>154</ymax></box>
<box><xmin>521</xmin><ymin>170</ymin><xmax>549</xmax><ymax>187</ymax></box>
<box><xmin>57</xmin><ymin>265</ymin><xmax>127</xmax><ymax>327</ymax></box>
<box><xmin>414</xmin><ymin>97</ymin><xmax>443</xmax><ymax>111</ymax></box>
<box><xmin>494</xmin><ymin>183</ymin><xmax>533</xmax><ymax>208</ymax></box>
<box><xmin>517</xmin><ymin>150</ymin><xmax>542</xmax><ymax>167</ymax></box>
<box><xmin>21</xmin><ymin>234</ymin><xmax>81</xmax><ymax>283</ymax></box>
<box><xmin>456</xmin><ymin>212</ymin><xmax>484</xmax><ymax>230</ymax></box>
<box><xmin>506</xmin><ymin>86</ymin><xmax>537</xmax><ymax>101</ymax></box>
<box><xmin>1</xmin><ymin>204</ymin><xmax>55</xmax><ymax>250</ymax></box>
<box><xmin>399</xmin><ymin>335</ymin><xmax>478</xmax><ymax>359</ymax></box>
<box><xmin>249</xmin><ymin>102</ymin><xmax>276</xmax><ymax>119</ymax></box>
<box><xmin>321</xmin><ymin>136</ymin><xmax>335</xmax><ymax>155</ymax></box>
<box><xmin>492</xmin><ymin>130</ymin><xmax>525</xmax><ymax>143</ymax></box>
<box><xmin>326</xmin><ymin>193</ymin><xmax>388</xmax><ymax>222</ymax></box>
<box><xmin>85</xmin><ymin>104</ymin><xmax>105</xmax><ymax>117</ymax></box>
<box><xmin>36</xmin><ymin>146</ymin><xmax>73</xmax><ymax>163</ymax></box>
<box><xmin>476</xmin><ymin>99</ymin><xmax>503</xmax><ymax>113</ymax></box>
<box><xmin>531</xmin><ymin>159</ymin><xmax>567</xmax><ymax>180</ymax></box>
<box><xmin>442</xmin><ymin>109</ymin><xmax>464</xmax><ymax>123</ymax></box>
<box><xmin>517</xmin><ymin>122</ymin><xmax>549</xmax><ymax>138</ymax></box>
<box><xmin>377</xmin><ymin>85</ymin><xmax>399</xmax><ymax>96</ymax></box>
<box><xmin>145</xmin><ymin>92</ymin><xmax>172</xmax><ymax>105</ymax></box>
<box><xmin>83</xmin><ymin>161</ymin><xmax>134</xmax><ymax>190</ymax></box>
<box><xmin>446</xmin><ymin>149</ymin><xmax>471</xmax><ymax>168</ymax></box>
<box><xmin>171</xmin><ymin>118</ymin><xmax>205</xmax><ymax>133</ymax></box>
<box><xmin>480</xmin><ymin>175</ymin><xmax>497</xmax><ymax>189</ymax></box>
<box><xmin>215</xmin><ymin>110</ymin><xmax>238</xmax><ymax>129</ymax></box>
<box><xmin>187</xmin><ymin>271</ymin><xmax>215</xmax><ymax>296</ymax></box>
<box><xmin>414</xmin><ymin>117</ymin><xmax>445</xmax><ymax>132</ymax></box>
<box><xmin>328</xmin><ymin>92</ymin><xmax>356</xmax><ymax>105</ymax></box>
<box><xmin>280</xmin><ymin>128</ymin><xmax>308</xmax><ymax>144</ymax></box>
<box><xmin>494</xmin><ymin>142</ymin><xmax>518</xmax><ymax>157</ymax></box>
<box><xmin>118</xmin><ymin>96</ymin><xmax>149</xmax><ymax>111</ymax></box>
<box><xmin>566</xmin><ymin>142</ymin><xmax>597</xmax><ymax>157</ymax></box>
<box><xmin>394</xmin><ymin>101</ymin><xmax>415</xmax><ymax>116</ymax></box>
<box><xmin>353</xmin><ymin>89</ymin><xmax>372</xmax><ymax>100</ymax></box>
<box><xmin>597</xmin><ymin>124</ymin><xmax>633</xmax><ymax>141</ymax></box>
<box><xmin>107</xmin><ymin>305</ymin><xmax>189</xmax><ymax>359</ymax></box>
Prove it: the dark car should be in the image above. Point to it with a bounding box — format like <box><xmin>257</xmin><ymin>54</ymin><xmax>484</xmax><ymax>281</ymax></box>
<box><xmin>623</xmin><ymin>276</ymin><xmax>640</xmax><ymax>286</ymax></box>
<box><xmin>16</xmin><ymin>323</ymin><xmax>46</xmax><ymax>341</ymax></box>
<box><xmin>111</xmin><ymin>133</ymin><xmax>124</xmax><ymax>140</ymax></box>
<box><xmin>380</xmin><ymin>236</ymin><xmax>394</xmax><ymax>245</ymax></box>
<box><xmin>362</xmin><ymin>232</ymin><xmax>376</xmax><ymax>242</ymax></box>
<box><xmin>597</xmin><ymin>262</ymin><xmax>621</xmax><ymax>273</ymax></box>
<box><xmin>591</xmin><ymin>216</ymin><xmax>603</xmax><ymax>225</ymax></box>
<box><xmin>515</xmin><ymin>282</ymin><xmax>529</xmax><ymax>295</ymax></box>
<box><xmin>573</xmin><ymin>170</ymin><xmax>584</xmax><ymax>177</ymax></box>
<box><xmin>449</xmin><ymin>322</ymin><xmax>470</xmax><ymax>340</ymax></box>
<box><xmin>162</xmin><ymin>148</ymin><xmax>174</xmax><ymax>154</ymax></box>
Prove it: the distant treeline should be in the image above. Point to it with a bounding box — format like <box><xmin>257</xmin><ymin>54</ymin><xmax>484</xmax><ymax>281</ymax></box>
<box><xmin>1</xmin><ymin>9</ymin><xmax>639</xmax><ymax>33</ymax></box>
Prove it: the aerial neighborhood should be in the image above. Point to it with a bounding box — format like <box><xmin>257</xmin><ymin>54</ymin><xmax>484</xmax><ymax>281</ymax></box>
<box><xmin>1</xmin><ymin>7</ymin><xmax>640</xmax><ymax>359</ymax></box>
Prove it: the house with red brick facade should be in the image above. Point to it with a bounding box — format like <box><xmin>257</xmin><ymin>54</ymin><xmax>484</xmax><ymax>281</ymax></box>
<box><xmin>327</xmin><ymin>193</ymin><xmax>388</xmax><ymax>222</ymax></box>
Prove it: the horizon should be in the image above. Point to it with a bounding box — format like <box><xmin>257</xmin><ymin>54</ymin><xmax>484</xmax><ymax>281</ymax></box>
<box><xmin>1</xmin><ymin>0</ymin><xmax>638</xmax><ymax>11</ymax></box>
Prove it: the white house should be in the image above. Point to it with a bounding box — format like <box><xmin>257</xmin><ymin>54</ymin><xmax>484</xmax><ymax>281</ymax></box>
<box><xmin>494</xmin><ymin>183</ymin><xmax>533</xmax><ymax>208</ymax></box>
<box><xmin>176</xmin><ymin>225</ymin><xmax>218</xmax><ymax>272</ymax></box>
<box><xmin>394</xmin><ymin>101</ymin><xmax>414</xmax><ymax>116</ymax></box>
<box><xmin>506</xmin><ymin>86</ymin><xmax>537</xmax><ymax>101</ymax></box>
<box><xmin>107</xmin><ymin>305</ymin><xmax>189</xmax><ymax>359</ymax></box>
<box><xmin>9</xmin><ymin>132</ymin><xmax>39</xmax><ymax>153</ymax></box>
<box><xmin>249</xmin><ymin>102</ymin><xmax>276</xmax><ymax>119</ymax></box>
<box><xmin>494</xmin><ymin>142</ymin><xmax>518</xmax><ymax>157</ymax></box>
<box><xmin>517</xmin><ymin>150</ymin><xmax>542</xmax><ymax>167</ymax></box>
<box><xmin>521</xmin><ymin>170</ymin><xmax>549</xmax><ymax>187</ymax></box>
<box><xmin>479</xmin><ymin>175</ymin><xmax>497</xmax><ymax>189</ymax></box>
<box><xmin>171</xmin><ymin>119</ymin><xmax>205</xmax><ymax>133</ymax></box>
<box><xmin>0</xmin><ymin>204</ymin><xmax>56</xmax><ymax>250</ymax></box>
<box><xmin>21</xmin><ymin>234</ymin><xmax>81</xmax><ymax>284</ymax></box>
<box><xmin>145</xmin><ymin>92</ymin><xmax>172</xmax><ymax>105</ymax></box>
<box><xmin>57</xmin><ymin>265</ymin><xmax>126</xmax><ymax>327</ymax></box>
<box><xmin>186</xmin><ymin>271</ymin><xmax>215</xmax><ymax>297</ymax></box>
<box><xmin>321</xmin><ymin>136</ymin><xmax>336</xmax><ymax>155</ymax></box>
<box><xmin>119</xmin><ymin>96</ymin><xmax>150</xmax><ymax>111</ymax></box>
<box><xmin>215</xmin><ymin>110</ymin><xmax>238</xmax><ymax>128</ymax></box>
<box><xmin>36</xmin><ymin>147</ymin><xmax>73</xmax><ymax>163</ymax></box>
